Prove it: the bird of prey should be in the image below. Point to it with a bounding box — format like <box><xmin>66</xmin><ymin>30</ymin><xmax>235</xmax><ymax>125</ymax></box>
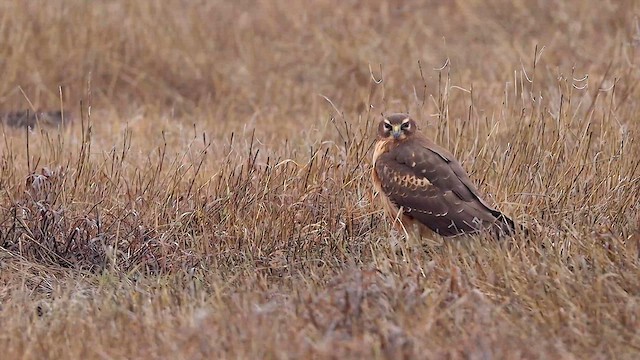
<box><xmin>371</xmin><ymin>113</ymin><xmax>521</xmax><ymax>239</ymax></box>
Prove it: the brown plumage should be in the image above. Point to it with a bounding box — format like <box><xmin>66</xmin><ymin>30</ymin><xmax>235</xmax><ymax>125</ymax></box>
<box><xmin>371</xmin><ymin>113</ymin><xmax>521</xmax><ymax>239</ymax></box>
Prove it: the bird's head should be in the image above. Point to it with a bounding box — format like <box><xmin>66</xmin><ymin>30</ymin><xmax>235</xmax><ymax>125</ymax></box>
<box><xmin>378</xmin><ymin>113</ymin><xmax>416</xmax><ymax>141</ymax></box>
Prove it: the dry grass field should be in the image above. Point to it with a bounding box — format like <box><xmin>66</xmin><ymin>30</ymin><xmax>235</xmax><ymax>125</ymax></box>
<box><xmin>1</xmin><ymin>0</ymin><xmax>639</xmax><ymax>358</ymax></box>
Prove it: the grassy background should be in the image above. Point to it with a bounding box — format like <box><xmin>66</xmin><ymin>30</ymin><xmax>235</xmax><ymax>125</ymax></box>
<box><xmin>1</xmin><ymin>0</ymin><xmax>640</xmax><ymax>358</ymax></box>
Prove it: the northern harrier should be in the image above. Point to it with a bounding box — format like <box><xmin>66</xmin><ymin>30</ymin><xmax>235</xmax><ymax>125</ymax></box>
<box><xmin>372</xmin><ymin>113</ymin><xmax>521</xmax><ymax>239</ymax></box>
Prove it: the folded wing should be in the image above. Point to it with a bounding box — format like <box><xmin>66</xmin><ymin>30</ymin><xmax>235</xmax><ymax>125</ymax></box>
<box><xmin>374</xmin><ymin>138</ymin><xmax>516</xmax><ymax>237</ymax></box>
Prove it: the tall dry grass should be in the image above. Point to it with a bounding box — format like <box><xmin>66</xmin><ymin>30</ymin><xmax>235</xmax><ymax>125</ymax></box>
<box><xmin>1</xmin><ymin>0</ymin><xmax>639</xmax><ymax>358</ymax></box>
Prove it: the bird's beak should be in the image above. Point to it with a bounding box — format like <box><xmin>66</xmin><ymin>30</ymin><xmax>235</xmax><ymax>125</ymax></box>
<box><xmin>391</xmin><ymin>125</ymin><xmax>402</xmax><ymax>139</ymax></box>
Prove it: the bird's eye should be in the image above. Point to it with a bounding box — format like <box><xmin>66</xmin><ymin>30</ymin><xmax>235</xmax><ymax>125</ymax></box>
<box><xmin>383</xmin><ymin>123</ymin><xmax>392</xmax><ymax>131</ymax></box>
<box><xmin>401</xmin><ymin>122</ymin><xmax>410</xmax><ymax>130</ymax></box>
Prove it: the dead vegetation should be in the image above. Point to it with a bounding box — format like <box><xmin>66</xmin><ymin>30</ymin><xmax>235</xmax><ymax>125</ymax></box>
<box><xmin>1</xmin><ymin>0</ymin><xmax>639</xmax><ymax>358</ymax></box>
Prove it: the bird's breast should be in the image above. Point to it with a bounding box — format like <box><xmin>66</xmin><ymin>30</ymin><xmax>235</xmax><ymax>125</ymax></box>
<box><xmin>371</xmin><ymin>139</ymin><xmax>392</xmax><ymax>196</ymax></box>
<box><xmin>372</xmin><ymin>139</ymin><xmax>391</xmax><ymax>168</ymax></box>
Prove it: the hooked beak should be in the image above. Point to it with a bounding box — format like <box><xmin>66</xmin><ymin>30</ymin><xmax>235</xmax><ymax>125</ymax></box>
<box><xmin>391</xmin><ymin>125</ymin><xmax>402</xmax><ymax>139</ymax></box>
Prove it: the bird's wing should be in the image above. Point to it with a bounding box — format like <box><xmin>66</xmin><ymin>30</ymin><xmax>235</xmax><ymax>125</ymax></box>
<box><xmin>374</xmin><ymin>138</ymin><xmax>509</xmax><ymax>236</ymax></box>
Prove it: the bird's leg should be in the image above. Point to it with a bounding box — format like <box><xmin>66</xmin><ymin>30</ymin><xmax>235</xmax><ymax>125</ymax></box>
<box><xmin>389</xmin><ymin>208</ymin><xmax>412</xmax><ymax>261</ymax></box>
<box><xmin>418</xmin><ymin>224</ymin><xmax>437</xmax><ymax>242</ymax></box>
<box><xmin>393</xmin><ymin>207</ymin><xmax>432</xmax><ymax>258</ymax></box>
<box><xmin>405</xmin><ymin>222</ymin><xmax>426</xmax><ymax>252</ymax></box>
